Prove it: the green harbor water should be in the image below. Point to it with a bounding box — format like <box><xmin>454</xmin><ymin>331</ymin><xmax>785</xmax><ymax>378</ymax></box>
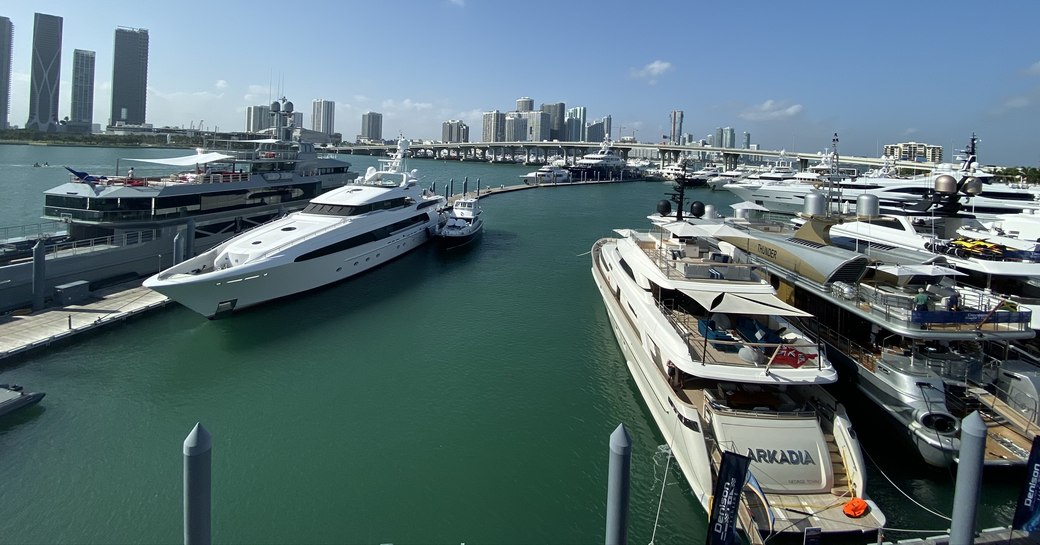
<box><xmin>0</xmin><ymin>145</ymin><xmax>1024</xmax><ymax>544</ymax></box>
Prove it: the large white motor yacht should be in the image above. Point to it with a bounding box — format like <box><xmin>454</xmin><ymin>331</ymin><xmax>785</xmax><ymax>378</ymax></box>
<box><xmin>144</xmin><ymin>141</ymin><xmax>445</xmax><ymax>318</ymax></box>
<box><xmin>591</xmin><ymin>204</ymin><xmax>885</xmax><ymax>541</ymax></box>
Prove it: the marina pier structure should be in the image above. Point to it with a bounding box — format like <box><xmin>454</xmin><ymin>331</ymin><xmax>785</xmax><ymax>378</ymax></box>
<box><xmin>335</xmin><ymin>140</ymin><xmax>941</xmax><ymax>172</ymax></box>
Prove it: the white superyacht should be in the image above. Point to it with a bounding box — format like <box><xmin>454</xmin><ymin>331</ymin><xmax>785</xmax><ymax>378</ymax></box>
<box><xmin>590</xmin><ymin>202</ymin><xmax>885</xmax><ymax>541</ymax></box>
<box><xmin>144</xmin><ymin>141</ymin><xmax>445</xmax><ymax>318</ymax></box>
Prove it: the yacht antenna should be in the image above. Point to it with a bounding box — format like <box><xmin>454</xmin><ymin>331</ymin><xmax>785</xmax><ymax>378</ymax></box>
<box><xmin>829</xmin><ymin>133</ymin><xmax>840</xmax><ymax>217</ymax></box>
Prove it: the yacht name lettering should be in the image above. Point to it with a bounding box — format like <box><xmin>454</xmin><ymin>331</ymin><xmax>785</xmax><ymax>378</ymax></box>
<box><xmin>756</xmin><ymin>244</ymin><xmax>778</xmax><ymax>259</ymax></box>
<box><xmin>746</xmin><ymin>448</ymin><xmax>816</xmax><ymax>465</ymax></box>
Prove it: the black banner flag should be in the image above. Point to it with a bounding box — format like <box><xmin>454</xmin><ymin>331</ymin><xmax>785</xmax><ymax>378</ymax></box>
<box><xmin>1013</xmin><ymin>436</ymin><xmax>1040</xmax><ymax>531</ymax></box>
<box><xmin>706</xmin><ymin>451</ymin><xmax>751</xmax><ymax>545</ymax></box>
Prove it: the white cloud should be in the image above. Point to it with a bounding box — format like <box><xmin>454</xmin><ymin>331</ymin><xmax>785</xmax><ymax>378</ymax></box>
<box><xmin>448</xmin><ymin>0</ymin><xmax>465</xmax><ymax>5</ymax></box>
<box><xmin>1002</xmin><ymin>96</ymin><xmax>1031</xmax><ymax>110</ymax></box>
<box><xmin>738</xmin><ymin>99</ymin><xmax>804</xmax><ymax>121</ymax></box>
<box><xmin>1024</xmin><ymin>61</ymin><xmax>1040</xmax><ymax>76</ymax></box>
<box><xmin>630</xmin><ymin>60</ymin><xmax>672</xmax><ymax>84</ymax></box>
<box><xmin>902</xmin><ymin>128</ymin><xmax>920</xmax><ymax>136</ymax></box>
<box><xmin>215</xmin><ymin>80</ymin><xmax>228</xmax><ymax>90</ymax></box>
<box><xmin>380</xmin><ymin>98</ymin><xmax>433</xmax><ymax>113</ymax></box>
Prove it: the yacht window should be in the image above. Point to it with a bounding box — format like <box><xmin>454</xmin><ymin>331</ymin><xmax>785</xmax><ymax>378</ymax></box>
<box><xmin>869</xmin><ymin>218</ymin><xmax>906</xmax><ymax>230</ymax></box>
<box><xmin>618</xmin><ymin>258</ymin><xmax>636</xmax><ymax>282</ymax></box>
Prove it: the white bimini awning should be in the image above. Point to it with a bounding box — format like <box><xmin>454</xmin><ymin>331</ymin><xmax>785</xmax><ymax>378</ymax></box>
<box><xmin>124</xmin><ymin>152</ymin><xmax>234</xmax><ymax>167</ymax></box>
<box><xmin>679</xmin><ymin>289</ymin><xmax>812</xmax><ymax>316</ymax></box>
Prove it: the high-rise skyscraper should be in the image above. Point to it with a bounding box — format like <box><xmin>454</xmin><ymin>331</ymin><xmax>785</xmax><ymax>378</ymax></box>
<box><xmin>743</xmin><ymin>131</ymin><xmax>751</xmax><ymax>149</ymax></box>
<box><xmin>722</xmin><ymin>127</ymin><xmax>735</xmax><ymax>149</ymax></box>
<box><xmin>521</xmin><ymin>111</ymin><xmax>549</xmax><ymax>142</ymax></box>
<box><xmin>481</xmin><ymin>110</ymin><xmax>505</xmax><ymax>142</ymax></box>
<box><xmin>69</xmin><ymin>49</ymin><xmax>95</xmax><ymax>133</ymax></box>
<box><xmin>361</xmin><ymin>112</ymin><xmax>382</xmax><ymax>142</ymax></box>
<box><xmin>110</xmin><ymin>26</ymin><xmax>149</xmax><ymax>126</ymax></box>
<box><xmin>26</xmin><ymin>13</ymin><xmax>62</xmax><ymax>131</ymax></box>
<box><xmin>714</xmin><ymin>127</ymin><xmax>724</xmax><ymax>148</ymax></box>
<box><xmin>565</xmin><ymin>106</ymin><xmax>586</xmax><ymax>142</ymax></box>
<box><xmin>0</xmin><ymin>17</ymin><xmax>12</xmax><ymax>129</ymax></box>
<box><xmin>292</xmin><ymin>111</ymin><xmax>303</xmax><ymax>128</ymax></box>
<box><xmin>246</xmin><ymin>104</ymin><xmax>271</xmax><ymax>133</ymax></box>
<box><xmin>540</xmin><ymin>102</ymin><xmax>565</xmax><ymax>141</ymax></box>
<box><xmin>586</xmin><ymin>116</ymin><xmax>611</xmax><ymax>143</ymax></box>
<box><xmin>441</xmin><ymin>120</ymin><xmax>468</xmax><ymax>143</ymax></box>
<box><xmin>311</xmin><ymin>99</ymin><xmax>335</xmax><ymax>135</ymax></box>
<box><xmin>515</xmin><ymin>97</ymin><xmax>533</xmax><ymax>112</ymax></box>
<box><xmin>669</xmin><ymin>110</ymin><xmax>683</xmax><ymax>144</ymax></box>
<box><xmin>504</xmin><ymin>114</ymin><xmax>527</xmax><ymax>142</ymax></box>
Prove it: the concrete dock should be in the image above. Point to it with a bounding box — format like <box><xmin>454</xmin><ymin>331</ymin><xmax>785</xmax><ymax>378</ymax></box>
<box><xmin>0</xmin><ymin>282</ymin><xmax>169</xmax><ymax>362</ymax></box>
<box><xmin>884</xmin><ymin>526</ymin><xmax>1039</xmax><ymax>544</ymax></box>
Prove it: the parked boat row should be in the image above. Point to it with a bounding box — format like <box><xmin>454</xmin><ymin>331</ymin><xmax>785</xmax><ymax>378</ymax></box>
<box><xmin>590</xmin><ymin>165</ymin><xmax>1040</xmax><ymax>541</ymax></box>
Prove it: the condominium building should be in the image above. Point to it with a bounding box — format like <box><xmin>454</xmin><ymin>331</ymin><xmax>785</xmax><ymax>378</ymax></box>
<box><xmin>515</xmin><ymin>97</ymin><xmax>533</xmax><ymax>112</ymax></box>
<box><xmin>360</xmin><ymin>111</ymin><xmax>382</xmax><ymax>142</ymax></box>
<box><xmin>441</xmin><ymin>119</ymin><xmax>469</xmax><ymax>143</ymax></box>
<box><xmin>26</xmin><ymin>13</ymin><xmax>62</xmax><ymax>131</ymax></box>
<box><xmin>669</xmin><ymin>110</ymin><xmax>683</xmax><ymax>144</ymax></box>
<box><xmin>882</xmin><ymin>141</ymin><xmax>943</xmax><ymax>163</ymax></box>
<box><xmin>504</xmin><ymin>114</ymin><xmax>527</xmax><ymax>142</ymax></box>
<box><xmin>482</xmin><ymin>110</ymin><xmax>505</xmax><ymax>142</ymax></box>
<box><xmin>586</xmin><ymin>115</ymin><xmax>611</xmax><ymax>143</ymax></box>
<box><xmin>246</xmin><ymin>104</ymin><xmax>271</xmax><ymax>133</ymax></box>
<box><xmin>311</xmin><ymin>99</ymin><xmax>335</xmax><ymax>135</ymax></box>
<box><xmin>110</xmin><ymin>26</ymin><xmax>149</xmax><ymax>126</ymax></box>
<box><xmin>540</xmin><ymin>102</ymin><xmax>565</xmax><ymax>141</ymax></box>
<box><xmin>565</xmin><ymin>106</ymin><xmax>586</xmax><ymax>142</ymax></box>
<box><xmin>0</xmin><ymin>16</ymin><xmax>11</xmax><ymax>129</ymax></box>
<box><xmin>722</xmin><ymin>127</ymin><xmax>735</xmax><ymax>149</ymax></box>
<box><xmin>68</xmin><ymin>49</ymin><xmax>95</xmax><ymax>133</ymax></box>
<box><xmin>522</xmin><ymin>110</ymin><xmax>549</xmax><ymax>141</ymax></box>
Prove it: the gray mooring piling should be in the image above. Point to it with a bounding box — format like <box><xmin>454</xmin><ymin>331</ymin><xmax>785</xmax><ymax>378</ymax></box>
<box><xmin>605</xmin><ymin>423</ymin><xmax>632</xmax><ymax>545</ymax></box>
<box><xmin>183</xmin><ymin>423</ymin><xmax>212</xmax><ymax>545</ymax></box>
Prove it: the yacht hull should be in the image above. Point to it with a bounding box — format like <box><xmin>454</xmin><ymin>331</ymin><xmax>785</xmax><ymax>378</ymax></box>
<box><xmin>147</xmin><ymin>225</ymin><xmax>431</xmax><ymax>318</ymax></box>
<box><xmin>591</xmin><ymin>262</ymin><xmax>715</xmax><ymax>508</ymax></box>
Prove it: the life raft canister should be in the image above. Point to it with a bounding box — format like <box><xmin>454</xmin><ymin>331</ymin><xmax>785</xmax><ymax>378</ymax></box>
<box><xmin>843</xmin><ymin>497</ymin><xmax>869</xmax><ymax>518</ymax></box>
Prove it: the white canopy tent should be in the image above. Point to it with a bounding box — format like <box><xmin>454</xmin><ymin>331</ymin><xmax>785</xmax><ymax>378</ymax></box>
<box><xmin>679</xmin><ymin>289</ymin><xmax>812</xmax><ymax>316</ymax></box>
<box><xmin>123</xmin><ymin>152</ymin><xmax>234</xmax><ymax>167</ymax></box>
<box><xmin>872</xmin><ymin>264</ymin><xmax>966</xmax><ymax>277</ymax></box>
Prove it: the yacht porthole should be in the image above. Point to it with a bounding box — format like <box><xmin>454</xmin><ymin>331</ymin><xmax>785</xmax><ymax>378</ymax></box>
<box><xmin>366</xmin><ymin>257</ymin><xmax>370</xmax><ymax>262</ymax></box>
<box><xmin>251</xmin><ymin>241</ymin><xmax>262</xmax><ymax>245</ymax></box>
<box><xmin>354</xmin><ymin>261</ymin><xmax>359</xmax><ymax>266</ymax></box>
<box><xmin>280</xmin><ymin>226</ymin><xmax>296</xmax><ymax>231</ymax></box>
<box><xmin>336</xmin><ymin>267</ymin><xmax>342</xmax><ymax>272</ymax></box>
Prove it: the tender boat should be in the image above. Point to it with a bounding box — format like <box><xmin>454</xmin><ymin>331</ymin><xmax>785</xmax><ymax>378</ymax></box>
<box><xmin>436</xmin><ymin>197</ymin><xmax>483</xmax><ymax>249</ymax></box>
<box><xmin>0</xmin><ymin>384</ymin><xmax>45</xmax><ymax>417</ymax></box>
<box><xmin>591</xmin><ymin>200</ymin><xmax>885</xmax><ymax>542</ymax></box>
<box><xmin>144</xmin><ymin>140</ymin><xmax>445</xmax><ymax>318</ymax></box>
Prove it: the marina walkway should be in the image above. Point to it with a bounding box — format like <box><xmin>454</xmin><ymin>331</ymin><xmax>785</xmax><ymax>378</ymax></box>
<box><xmin>0</xmin><ymin>282</ymin><xmax>169</xmax><ymax>362</ymax></box>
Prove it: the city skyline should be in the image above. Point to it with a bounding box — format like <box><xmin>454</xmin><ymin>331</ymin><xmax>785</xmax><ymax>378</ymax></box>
<box><xmin>2</xmin><ymin>1</ymin><xmax>1040</xmax><ymax>164</ymax></box>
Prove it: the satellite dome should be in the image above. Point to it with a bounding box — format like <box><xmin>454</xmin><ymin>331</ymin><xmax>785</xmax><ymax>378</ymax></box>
<box><xmin>934</xmin><ymin>174</ymin><xmax>958</xmax><ymax>195</ymax></box>
<box><xmin>689</xmin><ymin>201</ymin><xmax>705</xmax><ymax>218</ymax></box>
<box><xmin>656</xmin><ymin>200</ymin><xmax>672</xmax><ymax>217</ymax></box>
<box><xmin>961</xmin><ymin>177</ymin><xmax>983</xmax><ymax>195</ymax></box>
<box><xmin>270</xmin><ymin>101</ymin><xmax>281</xmax><ymax>112</ymax></box>
<box><xmin>283</xmin><ymin>101</ymin><xmax>294</xmax><ymax>113</ymax></box>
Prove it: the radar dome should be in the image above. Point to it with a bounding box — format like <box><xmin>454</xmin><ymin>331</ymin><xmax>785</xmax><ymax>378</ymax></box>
<box><xmin>656</xmin><ymin>200</ymin><xmax>672</xmax><ymax>217</ymax></box>
<box><xmin>703</xmin><ymin>204</ymin><xmax>717</xmax><ymax>219</ymax></box>
<box><xmin>961</xmin><ymin>176</ymin><xmax>983</xmax><ymax>195</ymax></box>
<box><xmin>803</xmin><ymin>191</ymin><xmax>826</xmax><ymax>216</ymax></box>
<box><xmin>283</xmin><ymin>101</ymin><xmax>294</xmax><ymax>113</ymax></box>
<box><xmin>689</xmin><ymin>201</ymin><xmax>705</xmax><ymax>218</ymax></box>
<box><xmin>934</xmin><ymin>174</ymin><xmax>958</xmax><ymax>195</ymax></box>
<box><xmin>270</xmin><ymin>101</ymin><xmax>281</xmax><ymax>112</ymax></box>
<box><xmin>856</xmin><ymin>194</ymin><xmax>880</xmax><ymax>218</ymax></box>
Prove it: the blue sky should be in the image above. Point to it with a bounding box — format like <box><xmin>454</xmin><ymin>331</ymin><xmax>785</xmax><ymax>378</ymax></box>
<box><xmin>7</xmin><ymin>0</ymin><xmax>1040</xmax><ymax>165</ymax></box>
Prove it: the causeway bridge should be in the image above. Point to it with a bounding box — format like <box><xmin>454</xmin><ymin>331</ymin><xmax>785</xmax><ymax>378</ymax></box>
<box><xmin>330</xmin><ymin>140</ymin><xmax>939</xmax><ymax>172</ymax></box>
